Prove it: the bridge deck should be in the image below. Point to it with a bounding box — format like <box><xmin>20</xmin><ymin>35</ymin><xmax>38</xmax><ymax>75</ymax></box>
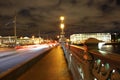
<box><xmin>18</xmin><ymin>46</ymin><xmax>73</xmax><ymax>80</ymax></box>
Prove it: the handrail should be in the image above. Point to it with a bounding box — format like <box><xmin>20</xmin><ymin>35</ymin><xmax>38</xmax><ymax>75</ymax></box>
<box><xmin>90</xmin><ymin>50</ymin><xmax>120</xmax><ymax>68</ymax></box>
<box><xmin>62</xmin><ymin>44</ymin><xmax>120</xmax><ymax>80</ymax></box>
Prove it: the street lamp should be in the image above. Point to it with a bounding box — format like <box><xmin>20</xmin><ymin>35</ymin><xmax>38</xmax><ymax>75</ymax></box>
<box><xmin>60</xmin><ymin>16</ymin><xmax>64</xmax><ymax>22</ymax></box>
<box><xmin>60</xmin><ymin>16</ymin><xmax>65</xmax><ymax>34</ymax></box>
<box><xmin>60</xmin><ymin>23</ymin><xmax>64</xmax><ymax>29</ymax></box>
<box><xmin>59</xmin><ymin>16</ymin><xmax>66</xmax><ymax>43</ymax></box>
<box><xmin>60</xmin><ymin>23</ymin><xmax>65</xmax><ymax>34</ymax></box>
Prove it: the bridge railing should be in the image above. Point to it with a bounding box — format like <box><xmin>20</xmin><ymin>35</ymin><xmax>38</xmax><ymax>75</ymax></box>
<box><xmin>62</xmin><ymin>44</ymin><xmax>120</xmax><ymax>80</ymax></box>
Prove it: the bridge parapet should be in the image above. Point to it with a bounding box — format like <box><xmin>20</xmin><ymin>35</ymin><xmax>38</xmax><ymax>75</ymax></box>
<box><xmin>90</xmin><ymin>50</ymin><xmax>120</xmax><ymax>80</ymax></box>
<box><xmin>63</xmin><ymin>44</ymin><xmax>120</xmax><ymax>80</ymax></box>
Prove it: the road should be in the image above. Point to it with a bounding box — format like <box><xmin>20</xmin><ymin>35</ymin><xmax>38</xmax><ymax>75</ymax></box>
<box><xmin>0</xmin><ymin>44</ymin><xmax>51</xmax><ymax>74</ymax></box>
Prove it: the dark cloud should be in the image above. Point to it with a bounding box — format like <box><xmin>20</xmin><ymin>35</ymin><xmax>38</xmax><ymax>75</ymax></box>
<box><xmin>18</xmin><ymin>9</ymin><xmax>31</xmax><ymax>17</ymax></box>
<box><xmin>0</xmin><ymin>0</ymin><xmax>120</xmax><ymax>38</ymax></box>
<box><xmin>116</xmin><ymin>0</ymin><xmax>120</xmax><ymax>5</ymax></box>
<box><xmin>99</xmin><ymin>4</ymin><xmax>113</xmax><ymax>13</ymax></box>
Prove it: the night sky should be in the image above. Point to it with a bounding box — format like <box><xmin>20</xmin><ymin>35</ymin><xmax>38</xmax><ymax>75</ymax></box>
<box><xmin>0</xmin><ymin>0</ymin><xmax>120</xmax><ymax>38</ymax></box>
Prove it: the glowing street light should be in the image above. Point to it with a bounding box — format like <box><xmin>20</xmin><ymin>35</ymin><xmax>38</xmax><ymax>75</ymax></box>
<box><xmin>60</xmin><ymin>23</ymin><xmax>65</xmax><ymax>34</ymax></box>
<box><xmin>60</xmin><ymin>16</ymin><xmax>64</xmax><ymax>22</ymax></box>
<box><xmin>60</xmin><ymin>16</ymin><xmax>65</xmax><ymax>34</ymax></box>
<box><xmin>60</xmin><ymin>23</ymin><xmax>64</xmax><ymax>29</ymax></box>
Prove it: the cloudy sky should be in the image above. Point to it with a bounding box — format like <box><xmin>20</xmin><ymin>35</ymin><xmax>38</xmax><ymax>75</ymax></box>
<box><xmin>0</xmin><ymin>0</ymin><xmax>120</xmax><ymax>38</ymax></box>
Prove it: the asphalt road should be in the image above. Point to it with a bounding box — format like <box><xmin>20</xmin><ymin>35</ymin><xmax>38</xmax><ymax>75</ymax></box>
<box><xmin>0</xmin><ymin>44</ymin><xmax>50</xmax><ymax>74</ymax></box>
<box><xmin>18</xmin><ymin>46</ymin><xmax>73</xmax><ymax>80</ymax></box>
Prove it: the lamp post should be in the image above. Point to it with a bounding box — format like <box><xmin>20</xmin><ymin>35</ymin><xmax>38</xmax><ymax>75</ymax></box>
<box><xmin>60</xmin><ymin>16</ymin><xmax>65</xmax><ymax>35</ymax></box>
<box><xmin>14</xmin><ymin>14</ymin><xmax>17</xmax><ymax>46</ymax></box>
<box><xmin>59</xmin><ymin>16</ymin><xmax>66</xmax><ymax>43</ymax></box>
<box><xmin>4</xmin><ymin>13</ymin><xmax>17</xmax><ymax>47</ymax></box>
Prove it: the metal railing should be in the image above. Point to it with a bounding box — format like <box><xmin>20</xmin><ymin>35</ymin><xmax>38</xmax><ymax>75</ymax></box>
<box><xmin>62</xmin><ymin>44</ymin><xmax>120</xmax><ymax>80</ymax></box>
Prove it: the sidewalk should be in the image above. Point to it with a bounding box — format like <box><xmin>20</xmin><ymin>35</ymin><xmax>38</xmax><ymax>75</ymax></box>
<box><xmin>18</xmin><ymin>46</ymin><xmax>73</xmax><ymax>80</ymax></box>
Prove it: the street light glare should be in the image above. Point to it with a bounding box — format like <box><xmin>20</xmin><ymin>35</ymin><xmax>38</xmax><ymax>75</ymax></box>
<box><xmin>60</xmin><ymin>23</ymin><xmax>64</xmax><ymax>29</ymax></box>
<box><xmin>60</xmin><ymin>16</ymin><xmax>64</xmax><ymax>21</ymax></box>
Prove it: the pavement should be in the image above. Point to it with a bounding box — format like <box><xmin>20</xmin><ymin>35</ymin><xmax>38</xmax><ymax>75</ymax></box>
<box><xmin>17</xmin><ymin>46</ymin><xmax>73</xmax><ymax>80</ymax></box>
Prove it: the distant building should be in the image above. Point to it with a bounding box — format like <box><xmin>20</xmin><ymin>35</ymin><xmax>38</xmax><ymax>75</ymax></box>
<box><xmin>0</xmin><ymin>36</ymin><xmax>16</xmax><ymax>47</ymax></box>
<box><xmin>0</xmin><ymin>36</ymin><xmax>44</xmax><ymax>47</ymax></box>
<box><xmin>70</xmin><ymin>33</ymin><xmax>111</xmax><ymax>44</ymax></box>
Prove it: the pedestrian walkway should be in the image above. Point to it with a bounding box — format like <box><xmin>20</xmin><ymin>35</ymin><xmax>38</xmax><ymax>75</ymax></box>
<box><xmin>18</xmin><ymin>46</ymin><xmax>73</xmax><ymax>80</ymax></box>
